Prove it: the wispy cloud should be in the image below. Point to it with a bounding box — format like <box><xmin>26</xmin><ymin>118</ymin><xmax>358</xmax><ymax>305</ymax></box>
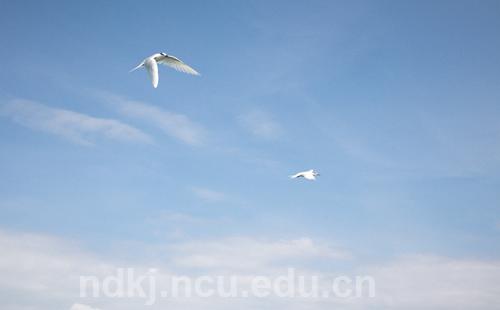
<box><xmin>239</xmin><ymin>109</ymin><xmax>284</xmax><ymax>140</ymax></box>
<box><xmin>170</xmin><ymin>237</ymin><xmax>350</xmax><ymax>271</ymax></box>
<box><xmin>70</xmin><ymin>304</ymin><xmax>101</xmax><ymax>310</ymax></box>
<box><xmin>146</xmin><ymin>211</ymin><xmax>232</xmax><ymax>240</ymax></box>
<box><xmin>98</xmin><ymin>92</ymin><xmax>206</xmax><ymax>146</ymax></box>
<box><xmin>190</xmin><ymin>187</ymin><xmax>227</xmax><ymax>203</ymax></box>
<box><xmin>0</xmin><ymin>99</ymin><xmax>152</xmax><ymax>146</ymax></box>
<box><xmin>153</xmin><ymin>211</ymin><xmax>209</xmax><ymax>225</ymax></box>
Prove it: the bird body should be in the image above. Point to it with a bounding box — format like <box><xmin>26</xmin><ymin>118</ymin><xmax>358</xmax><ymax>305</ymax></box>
<box><xmin>290</xmin><ymin>169</ymin><xmax>320</xmax><ymax>180</ymax></box>
<box><xmin>130</xmin><ymin>53</ymin><xmax>199</xmax><ymax>88</ymax></box>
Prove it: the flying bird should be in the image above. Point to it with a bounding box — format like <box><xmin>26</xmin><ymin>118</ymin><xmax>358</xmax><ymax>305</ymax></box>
<box><xmin>130</xmin><ymin>53</ymin><xmax>199</xmax><ymax>88</ymax></box>
<box><xmin>290</xmin><ymin>169</ymin><xmax>320</xmax><ymax>181</ymax></box>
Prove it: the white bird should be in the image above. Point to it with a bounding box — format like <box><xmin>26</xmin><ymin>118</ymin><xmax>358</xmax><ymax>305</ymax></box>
<box><xmin>290</xmin><ymin>169</ymin><xmax>320</xmax><ymax>181</ymax></box>
<box><xmin>130</xmin><ymin>53</ymin><xmax>199</xmax><ymax>88</ymax></box>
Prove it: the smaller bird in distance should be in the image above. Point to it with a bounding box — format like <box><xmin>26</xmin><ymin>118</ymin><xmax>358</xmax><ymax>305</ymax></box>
<box><xmin>290</xmin><ymin>169</ymin><xmax>320</xmax><ymax>181</ymax></box>
<box><xmin>130</xmin><ymin>53</ymin><xmax>200</xmax><ymax>88</ymax></box>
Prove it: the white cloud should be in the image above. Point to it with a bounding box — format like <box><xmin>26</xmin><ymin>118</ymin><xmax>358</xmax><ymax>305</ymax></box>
<box><xmin>169</xmin><ymin>237</ymin><xmax>349</xmax><ymax>271</ymax></box>
<box><xmin>0</xmin><ymin>230</ymin><xmax>348</xmax><ymax>309</ymax></box>
<box><xmin>0</xmin><ymin>230</ymin><xmax>111</xmax><ymax>309</ymax></box>
<box><xmin>356</xmin><ymin>255</ymin><xmax>500</xmax><ymax>310</ymax></box>
<box><xmin>1</xmin><ymin>229</ymin><xmax>500</xmax><ymax>310</ymax></box>
<box><xmin>98</xmin><ymin>92</ymin><xmax>206</xmax><ymax>146</ymax></box>
<box><xmin>190</xmin><ymin>187</ymin><xmax>227</xmax><ymax>203</ymax></box>
<box><xmin>70</xmin><ymin>303</ymin><xmax>101</xmax><ymax>310</ymax></box>
<box><xmin>0</xmin><ymin>99</ymin><xmax>152</xmax><ymax>146</ymax></box>
<box><xmin>239</xmin><ymin>109</ymin><xmax>283</xmax><ymax>140</ymax></box>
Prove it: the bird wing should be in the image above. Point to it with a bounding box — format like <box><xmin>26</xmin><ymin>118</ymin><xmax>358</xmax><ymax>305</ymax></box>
<box><xmin>144</xmin><ymin>58</ymin><xmax>159</xmax><ymax>88</ymax></box>
<box><xmin>157</xmin><ymin>54</ymin><xmax>200</xmax><ymax>76</ymax></box>
<box><xmin>290</xmin><ymin>172</ymin><xmax>304</xmax><ymax>179</ymax></box>
<box><xmin>129</xmin><ymin>61</ymin><xmax>144</xmax><ymax>72</ymax></box>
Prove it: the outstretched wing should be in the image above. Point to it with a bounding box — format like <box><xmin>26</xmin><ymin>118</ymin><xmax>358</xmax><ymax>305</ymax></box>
<box><xmin>290</xmin><ymin>172</ymin><xmax>305</xmax><ymax>179</ymax></box>
<box><xmin>157</xmin><ymin>54</ymin><xmax>200</xmax><ymax>76</ymax></box>
<box><xmin>144</xmin><ymin>58</ymin><xmax>159</xmax><ymax>88</ymax></box>
<box><xmin>129</xmin><ymin>61</ymin><xmax>144</xmax><ymax>72</ymax></box>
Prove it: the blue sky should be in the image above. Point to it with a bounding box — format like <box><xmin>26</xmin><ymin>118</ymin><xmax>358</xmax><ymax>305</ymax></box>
<box><xmin>1</xmin><ymin>1</ymin><xmax>500</xmax><ymax>309</ymax></box>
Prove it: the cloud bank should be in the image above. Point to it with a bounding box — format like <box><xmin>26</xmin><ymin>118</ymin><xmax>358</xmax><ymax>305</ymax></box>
<box><xmin>1</xmin><ymin>230</ymin><xmax>499</xmax><ymax>310</ymax></box>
